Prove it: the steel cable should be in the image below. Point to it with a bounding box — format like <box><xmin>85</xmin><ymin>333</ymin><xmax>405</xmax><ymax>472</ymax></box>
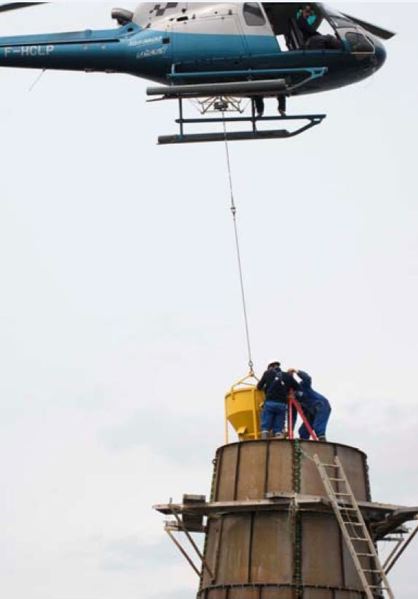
<box><xmin>222</xmin><ymin>117</ymin><xmax>254</xmax><ymax>375</ymax></box>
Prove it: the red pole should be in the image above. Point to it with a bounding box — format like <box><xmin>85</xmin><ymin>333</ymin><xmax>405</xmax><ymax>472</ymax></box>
<box><xmin>287</xmin><ymin>392</ymin><xmax>294</xmax><ymax>440</ymax></box>
<box><xmin>289</xmin><ymin>391</ymin><xmax>319</xmax><ymax>442</ymax></box>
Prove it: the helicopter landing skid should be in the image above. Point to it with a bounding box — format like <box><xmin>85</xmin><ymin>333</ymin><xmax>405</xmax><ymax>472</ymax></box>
<box><xmin>158</xmin><ymin>110</ymin><xmax>326</xmax><ymax>145</ymax></box>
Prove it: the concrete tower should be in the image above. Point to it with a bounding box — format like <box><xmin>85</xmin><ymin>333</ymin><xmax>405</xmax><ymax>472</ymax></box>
<box><xmin>155</xmin><ymin>386</ymin><xmax>418</xmax><ymax>598</ymax></box>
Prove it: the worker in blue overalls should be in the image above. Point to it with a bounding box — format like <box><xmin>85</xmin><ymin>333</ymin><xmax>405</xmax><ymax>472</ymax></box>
<box><xmin>257</xmin><ymin>362</ymin><xmax>299</xmax><ymax>439</ymax></box>
<box><xmin>288</xmin><ymin>369</ymin><xmax>332</xmax><ymax>441</ymax></box>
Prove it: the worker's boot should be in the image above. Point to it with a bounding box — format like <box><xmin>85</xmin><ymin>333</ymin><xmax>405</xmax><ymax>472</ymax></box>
<box><xmin>278</xmin><ymin>95</ymin><xmax>287</xmax><ymax>117</ymax></box>
<box><xmin>275</xmin><ymin>432</ymin><xmax>285</xmax><ymax>440</ymax></box>
<box><xmin>261</xmin><ymin>430</ymin><xmax>269</xmax><ymax>440</ymax></box>
<box><xmin>254</xmin><ymin>97</ymin><xmax>265</xmax><ymax>117</ymax></box>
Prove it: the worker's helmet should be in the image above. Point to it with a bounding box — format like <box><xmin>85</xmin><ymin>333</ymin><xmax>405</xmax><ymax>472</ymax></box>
<box><xmin>268</xmin><ymin>361</ymin><xmax>281</xmax><ymax>369</ymax></box>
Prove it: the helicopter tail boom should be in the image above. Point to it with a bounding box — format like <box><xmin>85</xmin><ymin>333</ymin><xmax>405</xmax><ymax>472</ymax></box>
<box><xmin>0</xmin><ymin>27</ymin><xmax>131</xmax><ymax>74</ymax></box>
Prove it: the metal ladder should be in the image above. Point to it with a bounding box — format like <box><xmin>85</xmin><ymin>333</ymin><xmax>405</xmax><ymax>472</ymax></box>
<box><xmin>314</xmin><ymin>455</ymin><xmax>395</xmax><ymax>599</ymax></box>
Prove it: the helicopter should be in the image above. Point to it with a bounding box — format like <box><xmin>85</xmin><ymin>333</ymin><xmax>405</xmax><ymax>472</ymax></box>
<box><xmin>0</xmin><ymin>2</ymin><xmax>394</xmax><ymax>143</ymax></box>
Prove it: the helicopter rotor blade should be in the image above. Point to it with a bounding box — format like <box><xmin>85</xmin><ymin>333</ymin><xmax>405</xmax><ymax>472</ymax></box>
<box><xmin>0</xmin><ymin>2</ymin><xmax>46</xmax><ymax>14</ymax></box>
<box><xmin>342</xmin><ymin>13</ymin><xmax>395</xmax><ymax>40</ymax></box>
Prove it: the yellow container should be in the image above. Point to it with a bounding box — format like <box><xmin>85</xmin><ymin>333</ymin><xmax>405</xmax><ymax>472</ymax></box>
<box><xmin>225</xmin><ymin>376</ymin><xmax>264</xmax><ymax>442</ymax></box>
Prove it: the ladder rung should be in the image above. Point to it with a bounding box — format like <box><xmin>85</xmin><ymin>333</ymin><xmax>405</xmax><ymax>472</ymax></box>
<box><xmin>315</xmin><ymin>458</ymin><xmax>394</xmax><ymax>599</ymax></box>
<box><xmin>363</xmin><ymin>569</ymin><xmax>380</xmax><ymax>573</ymax></box>
<box><xmin>369</xmin><ymin>585</ymin><xmax>389</xmax><ymax>589</ymax></box>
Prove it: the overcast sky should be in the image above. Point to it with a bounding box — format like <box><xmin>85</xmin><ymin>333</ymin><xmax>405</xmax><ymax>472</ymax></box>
<box><xmin>0</xmin><ymin>2</ymin><xmax>416</xmax><ymax>599</ymax></box>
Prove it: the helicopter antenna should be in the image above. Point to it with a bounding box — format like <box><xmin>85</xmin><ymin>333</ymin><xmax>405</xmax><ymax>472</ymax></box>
<box><xmin>28</xmin><ymin>69</ymin><xmax>46</xmax><ymax>93</ymax></box>
<box><xmin>222</xmin><ymin>116</ymin><xmax>255</xmax><ymax>377</ymax></box>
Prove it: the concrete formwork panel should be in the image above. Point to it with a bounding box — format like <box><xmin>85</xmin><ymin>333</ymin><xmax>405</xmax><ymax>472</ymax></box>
<box><xmin>216</xmin><ymin>443</ymin><xmax>239</xmax><ymax>502</ymax></box>
<box><xmin>202</xmin><ymin>440</ymin><xmax>373</xmax><ymax>598</ymax></box>
<box><xmin>298</xmin><ymin>442</ymin><xmax>336</xmax><ymax>496</ymax></box>
<box><xmin>251</xmin><ymin>513</ymin><xmax>293</xmax><ymax>584</ymax></box>
<box><xmin>237</xmin><ymin>442</ymin><xmax>269</xmax><ymax>500</ymax></box>
<box><xmin>337</xmin><ymin>444</ymin><xmax>370</xmax><ymax>501</ymax></box>
<box><xmin>301</xmin><ymin>513</ymin><xmax>344</xmax><ymax>588</ymax></box>
<box><xmin>216</xmin><ymin>514</ymin><xmax>252</xmax><ymax>584</ymax></box>
<box><xmin>266</xmin><ymin>441</ymin><xmax>294</xmax><ymax>495</ymax></box>
<box><xmin>214</xmin><ymin>440</ymin><xmax>370</xmax><ymax>502</ymax></box>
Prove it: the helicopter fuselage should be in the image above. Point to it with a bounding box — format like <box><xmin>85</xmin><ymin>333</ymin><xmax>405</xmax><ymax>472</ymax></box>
<box><xmin>0</xmin><ymin>2</ymin><xmax>388</xmax><ymax>97</ymax></box>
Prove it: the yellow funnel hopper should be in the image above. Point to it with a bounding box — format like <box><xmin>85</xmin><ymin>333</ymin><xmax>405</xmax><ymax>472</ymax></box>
<box><xmin>225</xmin><ymin>374</ymin><xmax>265</xmax><ymax>442</ymax></box>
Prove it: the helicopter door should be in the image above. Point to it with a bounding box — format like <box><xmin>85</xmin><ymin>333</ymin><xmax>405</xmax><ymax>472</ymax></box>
<box><xmin>240</xmin><ymin>3</ymin><xmax>279</xmax><ymax>54</ymax></box>
<box><xmin>171</xmin><ymin>5</ymin><xmax>247</xmax><ymax>64</ymax></box>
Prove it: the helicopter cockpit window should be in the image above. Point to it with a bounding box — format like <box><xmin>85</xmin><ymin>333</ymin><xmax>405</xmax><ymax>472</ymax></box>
<box><xmin>321</xmin><ymin>5</ymin><xmax>356</xmax><ymax>29</ymax></box>
<box><xmin>262</xmin><ymin>4</ymin><xmax>341</xmax><ymax>52</ymax></box>
<box><xmin>243</xmin><ymin>3</ymin><xmax>266</xmax><ymax>27</ymax></box>
<box><xmin>346</xmin><ymin>32</ymin><xmax>375</xmax><ymax>53</ymax></box>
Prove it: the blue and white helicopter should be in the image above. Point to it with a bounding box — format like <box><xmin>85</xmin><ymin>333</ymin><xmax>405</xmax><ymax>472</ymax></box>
<box><xmin>0</xmin><ymin>2</ymin><xmax>394</xmax><ymax>143</ymax></box>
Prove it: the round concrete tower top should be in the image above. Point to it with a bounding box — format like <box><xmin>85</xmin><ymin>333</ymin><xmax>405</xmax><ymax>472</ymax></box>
<box><xmin>213</xmin><ymin>439</ymin><xmax>371</xmax><ymax>503</ymax></box>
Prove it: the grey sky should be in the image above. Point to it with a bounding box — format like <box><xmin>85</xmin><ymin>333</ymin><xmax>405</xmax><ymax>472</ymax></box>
<box><xmin>0</xmin><ymin>2</ymin><xmax>416</xmax><ymax>599</ymax></box>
